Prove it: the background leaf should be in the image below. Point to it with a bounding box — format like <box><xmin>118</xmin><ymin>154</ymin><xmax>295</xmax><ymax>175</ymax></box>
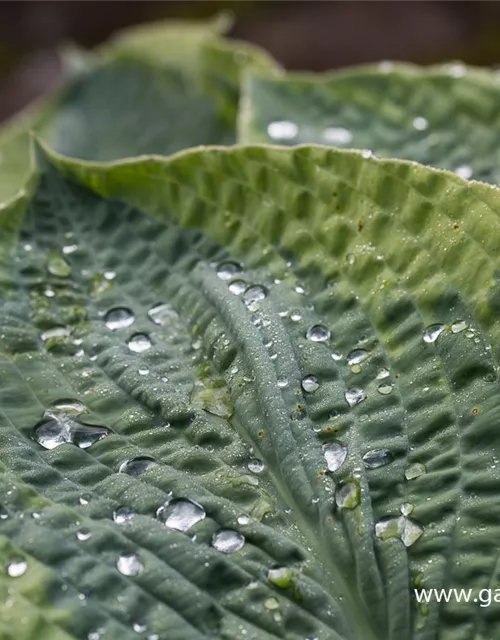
<box><xmin>239</xmin><ymin>64</ymin><xmax>500</xmax><ymax>184</ymax></box>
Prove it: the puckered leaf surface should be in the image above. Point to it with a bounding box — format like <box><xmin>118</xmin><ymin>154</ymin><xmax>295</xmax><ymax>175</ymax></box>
<box><xmin>1</xmin><ymin>142</ymin><xmax>500</xmax><ymax>640</ymax></box>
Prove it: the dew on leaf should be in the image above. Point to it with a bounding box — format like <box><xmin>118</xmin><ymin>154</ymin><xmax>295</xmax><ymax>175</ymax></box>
<box><xmin>113</xmin><ymin>507</ymin><xmax>136</xmax><ymax>524</ymax></box>
<box><xmin>322</xmin><ymin>126</ymin><xmax>353</xmax><ymax>145</ymax></box>
<box><xmin>400</xmin><ymin>503</ymin><xmax>414</xmax><ymax>516</ymax></box>
<box><xmin>33</xmin><ymin>415</ymin><xmax>110</xmax><ymax>450</ymax></box>
<box><xmin>268</xmin><ymin>567</ymin><xmax>294</xmax><ymax>589</ymax></box>
<box><xmin>104</xmin><ymin>307</ymin><xmax>135</xmax><ymax>330</ymax></box>
<box><xmin>216</xmin><ymin>261</ymin><xmax>242</xmax><ymax>280</ymax></box>
<box><xmin>116</xmin><ymin>553</ymin><xmax>143</xmax><ymax>576</ymax></box>
<box><xmin>41</xmin><ymin>327</ymin><xmax>71</xmax><ymax>342</ymax></box>
<box><xmin>413</xmin><ymin>117</ymin><xmax>428</xmax><ymax>131</ymax></box>
<box><xmin>147</xmin><ymin>303</ymin><xmax>179</xmax><ymax>325</ymax></box>
<box><xmin>290</xmin><ymin>311</ymin><xmax>302</xmax><ymax>322</ymax></box>
<box><xmin>336</xmin><ymin>480</ymin><xmax>361</xmax><ymax>509</ymax></box>
<box><xmin>451</xmin><ymin>320</ymin><xmax>468</xmax><ymax>334</ymax></box>
<box><xmin>243</xmin><ymin>285</ymin><xmax>267</xmax><ymax>310</ymax></box>
<box><xmin>331</xmin><ymin>351</ymin><xmax>342</xmax><ymax>361</ymax></box>
<box><xmin>44</xmin><ymin>287</ymin><xmax>55</xmax><ymax>298</ymax></box>
<box><xmin>47</xmin><ymin>398</ymin><xmax>87</xmax><ymax>416</ymax></box>
<box><xmin>345</xmin><ymin>387</ymin><xmax>366</xmax><ymax>407</ymax></box>
<box><xmin>347</xmin><ymin>349</ymin><xmax>369</xmax><ymax>366</ymax></box>
<box><xmin>323</xmin><ymin>441</ymin><xmax>348</xmax><ymax>472</ymax></box>
<box><xmin>376</xmin><ymin>516</ymin><xmax>424</xmax><ymax>547</ymax></box>
<box><xmin>423</xmin><ymin>324</ymin><xmax>445</xmax><ymax>344</ymax></box>
<box><xmin>376</xmin><ymin>368</ymin><xmax>390</xmax><ymax>380</ymax></box>
<box><xmin>362</xmin><ymin>448</ymin><xmax>393</xmax><ymax>469</ymax></box>
<box><xmin>6</xmin><ymin>558</ymin><xmax>27</xmax><ymax>577</ymax></box>
<box><xmin>62</xmin><ymin>244</ymin><xmax>78</xmax><ymax>255</ymax></box>
<box><xmin>248</xmin><ymin>459</ymin><xmax>265</xmax><ymax>474</ymax></box>
<box><xmin>118</xmin><ymin>457</ymin><xmax>157</xmax><ymax>477</ymax></box>
<box><xmin>455</xmin><ymin>165</ymin><xmax>472</xmax><ymax>179</ymax></box>
<box><xmin>306</xmin><ymin>324</ymin><xmax>330</xmax><ymax>342</ymax></box>
<box><xmin>47</xmin><ymin>254</ymin><xmax>72</xmax><ymax>277</ymax></box>
<box><xmin>405</xmin><ymin>463</ymin><xmax>426</xmax><ymax>480</ymax></box>
<box><xmin>277</xmin><ymin>376</ymin><xmax>289</xmax><ymax>388</ymax></box>
<box><xmin>264</xmin><ymin>597</ymin><xmax>280</xmax><ymax>610</ymax></box>
<box><xmin>127</xmin><ymin>333</ymin><xmax>152</xmax><ymax>353</ymax></box>
<box><xmin>138</xmin><ymin>367</ymin><xmax>149</xmax><ymax>376</ymax></box>
<box><xmin>228</xmin><ymin>280</ymin><xmax>246</xmax><ymax>295</ymax></box>
<box><xmin>76</xmin><ymin>529</ymin><xmax>92</xmax><ymax>541</ymax></box>
<box><xmin>157</xmin><ymin>498</ymin><xmax>206</xmax><ymax>532</ymax></box>
<box><xmin>237</xmin><ymin>515</ymin><xmax>251</xmax><ymax>525</ymax></box>
<box><xmin>267</xmin><ymin>120</ymin><xmax>298</xmax><ymax>141</ymax></box>
<box><xmin>301</xmin><ymin>375</ymin><xmax>319</xmax><ymax>393</ymax></box>
<box><xmin>377</xmin><ymin>383</ymin><xmax>393</xmax><ymax>395</ymax></box>
<box><xmin>211</xmin><ymin>529</ymin><xmax>245</xmax><ymax>553</ymax></box>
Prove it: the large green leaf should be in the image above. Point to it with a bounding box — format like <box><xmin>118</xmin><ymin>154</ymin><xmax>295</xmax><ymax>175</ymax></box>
<box><xmin>0</xmin><ymin>20</ymin><xmax>277</xmax><ymax>204</ymax></box>
<box><xmin>2</xmin><ymin>141</ymin><xmax>500</xmax><ymax>640</ymax></box>
<box><xmin>239</xmin><ymin>64</ymin><xmax>500</xmax><ymax>183</ymax></box>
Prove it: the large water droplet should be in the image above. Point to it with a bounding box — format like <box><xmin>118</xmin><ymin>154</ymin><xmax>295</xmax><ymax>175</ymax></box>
<box><xmin>243</xmin><ymin>285</ymin><xmax>267</xmax><ymax>311</ymax></box>
<box><xmin>336</xmin><ymin>480</ymin><xmax>360</xmax><ymax>509</ymax></box>
<box><xmin>345</xmin><ymin>388</ymin><xmax>367</xmax><ymax>407</ymax></box>
<box><xmin>347</xmin><ymin>349</ymin><xmax>369</xmax><ymax>366</ymax></box>
<box><xmin>211</xmin><ymin>529</ymin><xmax>245</xmax><ymax>553</ymax></box>
<box><xmin>248</xmin><ymin>459</ymin><xmax>265</xmax><ymax>474</ymax></box>
<box><xmin>267</xmin><ymin>120</ymin><xmax>298</xmax><ymax>141</ymax></box>
<box><xmin>216</xmin><ymin>261</ymin><xmax>242</xmax><ymax>280</ymax></box>
<box><xmin>301</xmin><ymin>375</ymin><xmax>319</xmax><ymax>393</ymax></box>
<box><xmin>47</xmin><ymin>254</ymin><xmax>72</xmax><ymax>278</ymax></box>
<box><xmin>118</xmin><ymin>457</ymin><xmax>157</xmax><ymax>477</ymax></box>
<box><xmin>375</xmin><ymin>516</ymin><xmax>423</xmax><ymax>547</ymax></box>
<box><xmin>157</xmin><ymin>498</ymin><xmax>206</xmax><ymax>532</ymax></box>
<box><xmin>423</xmin><ymin>324</ymin><xmax>445</xmax><ymax>344</ymax></box>
<box><xmin>323</xmin><ymin>441</ymin><xmax>348</xmax><ymax>472</ymax></box>
<box><xmin>113</xmin><ymin>506</ymin><xmax>136</xmax><ymax>524</ymax></box>
<box><xmin>33</xmin><ymin>415</ymin><xmax>110</xmax><ymax>450</ymax></box>
<box><xmin>105</xmin><ymin>307</ymin><xmax>135</xmax><ymax>330</ymax></box>
<box><xmin>306</xmin><ymin>324</ymin><xmax>330</xmax><ymax>342</ymax></box>
<box><xmin>6</xmin><ymin>558</ymin><xmax>27</xmax><ymax>577</ymax></box>
<box><xmin>127</xmin><ymin>333</ymin><xmax>151</xmax><ymax>353</ymax></box>
<box><xmin>404</xmin><ymin>463</ymin><xmax>426</xmax><ymax>481</ymax></box>
<box><xmin>362</xmin><ymin>448</ymin><xmax>393</xmax><ymax>469</ymax></box>
<box><xmin>322</xmin><ymin>126</ymin><xmax>352</xmax><ymax>145</ymax></box>
<box><xmin>116</xmin><ymin>553</ymin><xmax>143</xmax><ymax>576</ymax></box>
<box><xmin>147</xmin><ymin>303</ymin><xmax>178</xmax><ymax>325</ymax></box>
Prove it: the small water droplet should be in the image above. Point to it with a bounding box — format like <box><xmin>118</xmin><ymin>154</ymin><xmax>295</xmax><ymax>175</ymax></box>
<box><xmin>377</xmin><ymin>383</ymin><xmax>393</xmax><ymax>395</ymax></box>
<box><xmin>290</xmin><ymin>311</ymin><xmax>302</xmax><ymax>322</ymax></box>
<box><xmin>62</xmin><ymin>244</ymin><xmax>78</xmax><ymax>255</ymax></box>
<box><xmin>113</xmin><ymin>506</ymin><xmax>136</xmax><ymax>524</ymax></box>
<box><xmin>228</xmin><ymin>280</ymin><xmax>246</xmax><ymax>295</ymax></box>
<box><xmin>41</xmin><ymin>327</ymin><xmax>71</xmax><ymax>342</ymax></box>
<box><xmin>211</xmin><ymin>529</ymin><xmax>245</xmax><ymax>553</ymax></box>
<box><xmin>76</xmin><ymin>529</ymin><xmax>92</xmax><ymax>541</ymax></box>
<box><xmin>454</xmin><ymin>165</ymin><xmax>472</xmax><ymax>180</ymax></box>
<box><xmin>127</xmin><ymin>333</ymin><xmax>151</xmax><ymax>353</ymax></box>
<box><xmin>147</xmin><ymin>303</ymin><xmax>178</xmax><ymax>325</ymax></box>
<box><xmin>237</xmin><ymin>515</ymin><xmax>251</xmax><ymax>525</ymax></box>
<box><xmin>243</xmin><ymin>285</ymin><xmax>267</xmax><ymax>311</ymax></box>
<box><xmin>362</xmin><ymin>448</ymin><xmax>393</xmax><ymax>469</ymax></box>
<box><xmin>267</xmin><ymin>120</ymin><xmax>298</xmax><ymax>141</ymax></box>
<box><xmin>294</xmin><ymin>284</ymin><xmax>305</xmax><ymax>295</ymax></box>
<box><xmin>47</xmin><ymin>254</ymin><xmax>72</xmax><ymax>277</ymax></box>
<box><xmin>451</xmin><ymin>320</ymin><xmax>467</xmax><ymax>333</ymax></box>
<box><xmin>44</xmin><ymin>287</ymin><xmax>55</xmax><ymax>298</ymax></box>
<box><xmin>306</xmin><ymin>324</ymin><xmax>330</xmax><ymax>342</ymax></box>
<box><xmin>345</xmin><ymin>387</ymin><xmax>366</xmax><ymax>407</ymax></box>
<box><xmin>217</xmin><ymin>261</ymin><xmax>242</xmax><ymax>280</ymax></box>
<box><xmin>6</xmin><ymin>558</ymin><xmax>27</xmax><ymax>577</ymax></box>
<box><xmin>331</xmin><ymin>351</ymin><xmax>342</xmax><ymax>361</ymax></box>
<box><xmin>264</xmin><ymin>597</ymin><xmax>280</xmax><ymax>610</ymax></box>
<box><xmin>277</xmin><ymin>376</ymin><xmax>289</xmax><ymax>388</ymax></box>
<box><xmin>105</xmin><ymin>307</ymin><xmax>135</xmax><ymax>330</ymax></box>
<box><xmin>336</xmin><ymin>480</ymin><xmax>360</xmax><ymax>509</ymax></box>
<box><xmin>423</xmin><ymin>324</ymin><xmax>445</xmax><ymax>344</ymax></box>
<box><xmin>119</xmin><ymin>457</ymin><xmax>157</xmax><ymax>477</ymax></box>
<box><xmin>347</xmin><ymin>349</ymin><xmax>369</xmax><ymax>366</ymax></box>
<box><xmin>322</xmin><ymin>126</ymin><xmax>353</xmax><ymax>145</ymax></box>
<box><xmin>323</xmin><ymin>441</ymin><xmax>348</xmax><ymax>472</ymax></box>
<box><xmin>157</xmin><ymin>499</ymin><xmax>206</xmax><ymax>532</ymax></box>
<box><xmin>104</xmin><ymin>270</ymin><xmax>116</xmax><ymax>280</ymax></box>
<box><xmin>301</xmin><ymin>375</ymin><xmax>319</xmax><ymax>393</ymax></box>
<box><xmin>268</xmin><ymin>566</ymin><xmax>294</xmax><ymax>589</ymax></box>
<box><xmin>248</xmin><ymin>459</ymin><xmax>265</xmax><ymax>474</ymax></box>
<box><xmin>133</xmin><ymin>622</ymin><xmax>147</xmax><ymax>633</ymax></box>
<box><xmin>116</xmin><ymin>553</ymin><xmax>143</xmax><ymax>576</ymax></box>
<box><xmin>400</xmin><ymin>503</ymin><xmax>414</xmax><ymax>516</ymax></box>
<box><xmin>413</xmin><ymin>117</ymin><xmax>428</xmax><ymax>131</ymax></box>
<box><xmin>376</xmin><ymin>368</ymin><xmax>390</xmax><ymax>380</ymax></box>
<box><xmin>405</xmin><ymin>463</ymin><xmax>426</xmax><ymax>480</ymax></box>
<box><xmin>138</xmin><ymin>367</ymin><xmax>149</xmax><ymax>376</ymax></box>
<box><xmin>448</xmin><ymin>63</ymin><xmax>465</xmax><ymax>78</ymax></box>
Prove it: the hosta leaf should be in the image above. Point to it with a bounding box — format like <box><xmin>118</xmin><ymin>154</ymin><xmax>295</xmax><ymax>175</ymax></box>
<box><xmin>240</xmin><ymin>64</ymin><xmax>500</xmax><ymax>183</ymax></box>
<box><xmin>2</xmin><ymin>141</ymin><xmax>500</xmax><ymax>640</ymax></box>
<box><xmin>0</xmin><ymin>21</ymin><xmax>278</xmax><ymax>204</ymax></box>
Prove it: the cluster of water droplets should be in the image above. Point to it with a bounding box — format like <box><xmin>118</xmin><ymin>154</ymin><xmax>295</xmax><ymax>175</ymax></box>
<box><xmin>266</xmin><ymin>120</ymin><xmax>354</xmax><ymax>147</ymax></box>
<box><xmin>375</xmin><ymin>503</ymin><xmax>424</xmax><ymax>548</ymax></box>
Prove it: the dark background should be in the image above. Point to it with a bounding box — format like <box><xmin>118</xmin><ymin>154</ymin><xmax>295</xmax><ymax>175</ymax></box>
<box><xmin>2</xmin><ymin>1</ymin><xmax>500</xmax><ymax>123</ymax></box>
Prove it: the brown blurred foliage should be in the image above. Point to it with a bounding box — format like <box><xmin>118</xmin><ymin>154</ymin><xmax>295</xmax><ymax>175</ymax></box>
<box><xmin>2</xmin><ymin>1</ymin><xmax>500</xmax><ymax>123</ymax></box>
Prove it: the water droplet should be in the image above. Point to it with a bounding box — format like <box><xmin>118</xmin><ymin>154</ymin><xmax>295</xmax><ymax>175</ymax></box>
<box><xmin>405</xmin><ymin>463</ymin><xmax>426</xmax><ymax>480</ymax></box>
<box><xmin>306</xmin><ymin>324</ymin><xmax>330</xmax><ymax>342</ymax></box>
<box><xmin>268</xmin><ymin>566</ymin><xmax>294</xmax><ymax>589</ymax></box>
<box><xmin>455</xmin><ymin>165</ymin><xmax>472</xmax><ymax>180</ymax></box>
<box><xmin>157</xmin><ymin>499</ymin><xmax>206</xmax><ymax>532</ymax></box>
<box><xmin>423</xmin><ymin>324</ymin><xmax>445</xmax><ymax>344</ymax></box>
<box><xmin>248</xmin><ymin>459</ymin><xmax>264</xmax><ymax>474</ymax></box>
<box><xmin>47</xmin><ymin>254</ymin><xmax>71</xmax><ymax>278</ymax></box>
<box><xmin>277</xmin><ymin>376</ymin><xmax>289</xmax><ymax>388</ymax></box>
<box><xmin>76</xmin><ymin>529</ymin><xmax>92</xmax><ymax>541</ymax></box>
<box><xmin>62</xmin><ymin>244</ymin><xmax>78</xmax><ymax>255</ymax></box>
<box><xmin>105</xmin><ymin>307</ymin><xmax>135</xmax><ymax>330</ymax></box>
<box><xmin>228</xmin><ymin>280</ymin><xmax>246</xmax><ymax>295</ymax></box>
<box><xmin>127</xmin><ymin>333</ymin><xmax>151</xmax><ymax>353</ymax></box>
<box><xmin>243</xmin><ymin>285</ymin><xmax>267</xmax><ymax>311</ymax></box>
<box><xmin>0</xmin><ymin>506</ymin><xmax>8</xmax><ymax>520</ymax></box>
<box><xmin>323</xmin><ymin>441</ymin><xmax>348</xmax><ymax>472</ymax></box>
<box><xmin>33</xmin><ymin>415</ymin><xmax>110</xmax><ymax>450</ymax></box>
<box><xmin>301</xmin><ymin>375</ymin><xmax>319</xmax><ymax>393</ymax></box>
<box><xmin>336</xmin><ymin>480</ymin><xmax>360</xmax><ymax>509</ymax></box>
<box><xmin>361</xmin><ymin>149</ymin><xmax>373</xmax><ymax>158</ymax></box>
<box><xmin>44</xmin><ymin>287</ymin><xmax>55</xmax><ymax>298</ymax></box>
<box><xmin>119</xmin><ymin>457</ymin><xmax>157</xmax><ymax>477</ymax></box>
<box><xmin>413</xmin><ymin>117</ymin><xmax>428</xmax><ymax>131</ymax></box>
<box><xmin>113</xmin><ymin>506</ymin><xmax>136</xmax><ymax>524</ymax></box>
<box><xmin>41</xmin><ymin>327</ymin><xmax>71</xmax><ymax>342</ymax></box>
<box><xmin>6</xmin><ymin>558</ymin><xmax>27</xmax><ymax>577</ymax></box>
<box><xmin>376</xmin><ymin>368</ymin><xmax>390</xmax><ymax>380</ymax></box>
<box><xmin>322</xmin><ymin>127</ymin><xmax>353</xmax><ymax>145</ymax></box>
<box><xmin>237</xmin><ymin>515</ymin><xmax>251</xmax><ymax>525</ymax></box>
<box><xmin>294</xmin><ymin>284</ymin><xmax>305</xmax><ymax>295</ymax></box>
<box><xmin>362</xmin><ymin>448</ymin><xmax>393</xmax><ymax>469</ymax></box>
<box><xmin>116</xmin><ymin>553</ymin><xmax>143</xmax><ymax>576</ymax></box>
<box><xmin>345</xmin><ymin>387</ymin><xmax>366</xmax><ymax>407</ymax></box>
<box><xmin>264</xmin><ymin>597</ymin><xmax>280</xmax><ymax>610</ymax></box>
<box><xmin>347</xmin><ymin>349</ymin><xmax>369</xmax><ymax>366</ymax></box>
<box><xmin>448</xmin><ymin>63</ymin><xmax>465</xmax><ymax>78</ymax></box>
<box><xmin>346</xmin><ymin>253</ymin><xmax>356</xmax><ymax>265</ymax></box>
<box><xmin>138</xmin><ymin>367</ymin><xmax>149</xmax><ymax>376</ymax></box>
<box><xmin>147</xmin><ymin>303</ymin><xmax>178</xmax><ymax>325</ymax></box>
<box><xmin>290</xmin><ymin>311</ymin><xmax>302</xmax><ymax>322</ymax></box>
<box><xmin>104</xmin><ymin>270</ymin><xmax>116</xmax><ymax>280</ymax></box>
<box><xmin>400</xmin><ymin>503</ymin><xmax>414</xmax><ymax>516</ymax></box>
<box><xmin>211</xmin><ymin>529</ymin><xmax>245</xmax><ymax>553</ymax></box>
<box><xmin>267</xmin><ymin>120</ymin><xmax>298</xmax><ymax>141</ymax></box>
<box><xmin>331</xmin><ymin>351</ymin><xmax>342</xmax><ymax>361</ymax></box>
<box><xmin>377</xmin><ymin>383</ymin><xmax>393</xmax><ymax>395</ymax></box>
<box><xmin>217</xmin><ymin>261</ymin><xmax>242</xmax><ymax>280</ymax></box>
<box><xmin>375</xmin><ymin>516</ymin><xmax>423</xmax><ymax>547</ymax></box>
<box><xmin>451</xmin><ymin>320</ymin><xmax>467</xmax><ymax>333</ymax></box>
<box><xmin>133</xmin><ymin>622</ymin><xmax>146</xmax><ymax>633</ymax></box>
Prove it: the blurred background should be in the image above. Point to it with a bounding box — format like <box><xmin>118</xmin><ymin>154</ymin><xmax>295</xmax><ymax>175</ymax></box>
<box><xmin>2</xmin><ymin>0</ymin><xmax>500</xmax><ymax>123</ymax></box>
